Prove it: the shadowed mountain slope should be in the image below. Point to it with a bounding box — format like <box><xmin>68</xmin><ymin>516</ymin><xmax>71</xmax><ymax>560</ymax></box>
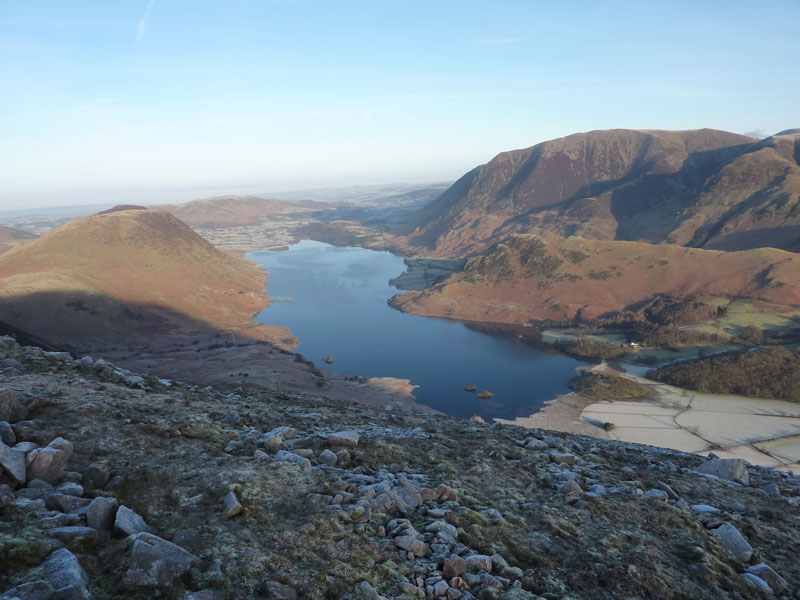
<box><xmin>0</xmin><ymin>208</ymin><xmax>286</xmax><ymax>350</ymax></box>
<box><xmin>401</xmin><ymin>128</ymin><xmax>800</xmax><ymax>256</ymax></box>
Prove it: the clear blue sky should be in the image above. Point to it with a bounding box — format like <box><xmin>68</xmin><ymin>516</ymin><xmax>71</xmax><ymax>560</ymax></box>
<box><xmin>1</xmin><ymin>0</ymin><xmax>798</xmax><ymax>209</ymax></box>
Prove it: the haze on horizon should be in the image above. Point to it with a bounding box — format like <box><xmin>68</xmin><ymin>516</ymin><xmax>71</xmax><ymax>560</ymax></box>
<box><xmin>1</xmin><ymin>0</ymin><xmax>798</xmax><ymax>210</ymax></box>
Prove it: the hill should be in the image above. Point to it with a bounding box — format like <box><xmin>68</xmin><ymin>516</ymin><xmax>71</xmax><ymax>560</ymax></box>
<box><xmin>1</xmin><ymin>337</ymin><xmax>799</xmax><ymax>599</ymax></box>
<box><xmin>163</xmin><ymin>195</ymin><xmax>326</xmax><ymax>228</ymax></box>
<box><xmin>0</xmin><ymin>225</ymin><xmax>37</xmax><ymax>254</ymax></box>
<box><xmin>390</xmin><ymin>234</ymin><xmax>800</xmax><ymax>325</ymax></box>
<box><xmin>399</xmin><ymin>128</ymin><xmax>800</xmax><ymax>256</ymax></box>
<box><xmin>0</xmin><ymin>207</ymin><xmax>284</xmax><ymax>352</ymax></box>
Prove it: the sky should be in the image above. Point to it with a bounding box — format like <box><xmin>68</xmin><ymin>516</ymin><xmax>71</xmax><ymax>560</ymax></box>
<box><xmin>1</xmin><ymin>0</ymin><xmax>799</xmax><ymax>210</ymax></box>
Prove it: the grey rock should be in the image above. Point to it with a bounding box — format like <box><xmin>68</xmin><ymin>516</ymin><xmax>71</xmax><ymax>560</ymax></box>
<box><xmin>559</xmin><ymin>480</ymin><xmax>582</xmax><ymax>495</ymax></box>
<box><xmin>394</xmin><ymin>535</ymin><xmax>430</xmax><ymax>557</ymax></box>
<box><xmin>425</xmin><ymin>520</ymin><xmax>458</xmax><ymax>539</ymax></box>
<box><xmin>354</xmin><ymin>581</ymin><xmax>386</xmax><ymax>600</ymax></box>
<box><xmin>551</xmin><ymin>452</ymin><xmax>576</xmax><ymax>465</ymax></box>
<box><xmin>12</xmin><ymin>421</ymin><xmax>41</xmax><ymax>442</ymax></box>
<box><xmin>690</xmin><ymin>504</ymin><xmax>721</xmax><ymax>515</ymax></box>
<box><xmin>48</xmin><ymin>526</ymin><xmax>100</xmax><ymax>545</ymax></box>
<box><xmin>763</xmin><ymin>483</ymin><xmax>781</xmax><ymax>497</ymax></box>
<box><xmin>122</xmin><ymin>532</ymin><xmax>202</xmax><ymax>588</ymax></box>
<box><xmin>644</xmin><ymin>489</ymin><xmax>668</xmax><ymax>501</ymax></box>
<box><xmin>41</xmin><ymin>513</ymin><xmax>83</xmax><ymax>528</ymax></box>
<box><xmin>694</xmin><ymin>458</ymin><xmax>749</xmax><ymax>485</ymax></box>
<box><xmin>28</xmin><ymin>479</ymin><xmax>54</xmax><ymax>491</ymax></box>
<box><xmin>396</xmin><ymin>475</ymin><xmax>422</xmax><ymax>510</ymax></box>
<box><xmin>465</xmin><ymin>554</ymin><xmax>493</xmax><ymax>572</ymax></box>
<box><xmin>266</xmin><ymin>426</ymin><xmax>297</xmax><ymax>440</ymax></box>
<box><xmin>740</xmin><ymin>573</ymin><xmax>772</xmax><ymax>593</ymax></box>
<box><xmin>26</xmin><ymin>439</ymin><xmax>74</xmax><ymax>484</ymax></box>
<box><xmin>319</xmin><ymin>448</ymin><xmax>338</xmax><ymax>466</ymax></box>
<box><xmin>0</xmin><ymin>422</ymin><xmax>15</xmax><ymax>446</ymax></box>
<box><xmin>747</xmin><ymin>563</ymin><xmax>788</xmax><ymax>594</ymax></box>
<box><xmin>657</xmin><ymin>481</ymin><xmax>679</xmax><ymax>500</ymax></box>
<box><xmin>14</xmin><ymin>442</ymin><xmax>39</xmax><ymax>455</ymax></box>
<box><xmin>78</xmin><ymin>356</ymin><xmax>95</xmax><ymax>369</ymax></box>
<box><xmin>259</xmin><ymin>581</ymin><xmax>298</xmax><ymax>599</ymax></box>
<box><xmin>105</xmin><ymin>475</ymin><xmax>125</xmax><ymax>491</ymax></box>
<box><xmin>0</xmin><ymin>440</ymin><xmax>26</xmax><ymax>486</ymax></box>
<box><xmin>0</xmin><ymin>388</ymin><xmax>27</xmax><ymax>423</ymax></box>
<box><xmin>0</xmin><ymin>581</ymin><xmax>55</xmax><ymax>600</ymax></box>
<box><xmin>81</xmin><ymin>463</ymin><xmax>110</xmax><ymax>490</ymax></box>
<box><xmin>43</xmin><ymin>548</ymin><xmax>91</xmax><ymax>600</ymax></box>
<box><xmin>114</xmin><ymin>505</ymin><xmax>155</xmax><ymax>536</ymax></box>
<box><xmin>222</xmin><ymin>491</ymin><xmax>243</xmax><ymax>520</ymax></box>
<box><xmin>328</xmin><ymin>430</ymin><xmax>360</xmax><ymax>447</ymax></box>
<box><xmin>433</xmin><ymin>581</ymin><xmax>449</xmax><ymax>597</ymax></box>
<box><xmin>46</xmin><ymin>493</ymin><xmax>91</xmax><ymax>514</ymax></box>
<box><xmin>0</xmin><ymin>484</ymin><xmax>14</xmax><ymax>509</ymax></box>
<box><xmin>61</xmin><ymin>471</ymin><xmax>82</xmax><ymax>484</ymax></box>
<box><xmin>711</xmin><ymin>522</ymin><xmax>752</xmax><ymax>561</ymax></box>
<box><xmin>87</xmin><ymin>496</ymin><xmax>119</xmax><ymax>531</ymax></box>
<box><xmin>273</xmin><ymin>450</ymin><xmax>311</xmax><ymax>472</ymax></box>
<box><xmin>262</xmin><ymin>434</ymin><xmax>283</xmax><ymax>452</ymax></box>
<box><xmin>55</xmin><ymin>482</ymin><xmax>84</xmax><ymax>497</ymax></box>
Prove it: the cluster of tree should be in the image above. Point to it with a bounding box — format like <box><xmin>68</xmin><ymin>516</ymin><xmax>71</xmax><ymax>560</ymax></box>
<box><xmin>568</xmin><ymin>372</ymin><xmax>650</xmax><ymax>400</ymax></box>
<box><xmin>554</xmin><ymin>337</ymin><xmax>631</xmax><ymax>360</ymax></box>
<box><xmin>649</xmin><ymin>346</ymin><xmax>800</xmax><ymax>402</ymax></box>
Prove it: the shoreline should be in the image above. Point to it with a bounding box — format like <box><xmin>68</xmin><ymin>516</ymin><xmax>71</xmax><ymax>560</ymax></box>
<box><xmin>496</xmin><ymin>362</ymin><xmax>800</xmax><ymax>474</ymax></box>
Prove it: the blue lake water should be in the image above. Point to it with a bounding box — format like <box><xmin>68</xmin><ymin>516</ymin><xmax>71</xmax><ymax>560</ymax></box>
<box><xmin>250</xmin><ymin>240</ymin><xmax>587</xmax><ymax>420</ymax></box>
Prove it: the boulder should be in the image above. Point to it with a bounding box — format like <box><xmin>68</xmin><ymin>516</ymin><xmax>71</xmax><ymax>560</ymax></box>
<box><xmin>273</xmin><ymin>450</ymin><xmax>311</xmax><ymax>472</ymax></box>
<box><xmin>46</xmin><ymin>493</ymin><xmax>91</xmax><ymax>514</ymax></box>
<box><xmin>222</xmin><ymin>491</ymin><xmax>243</xmax><ymax>520</ymax></box>
<box><xmin>26</xmin><ymin>438</ymin><xmax>74</xmax><ymax>485</ymax></box>
<box><xmin>694</xmin><ymin>458</ymin><xmax>749</xmax><ymax>485</ymax></box>
<box><xmin>0</xmin><ymin>389</ymin><xmax>27</xmax><ymax>423</ymax></box>
<box><xmin>43</xmin><ymin>548</ymin><xmax>91</xmax><ymax>600</ymax></box>
<box><xmin>328</xmin><ymin>431</ymin><xmax>360</xmax><ymax>447</ymax></box>
<box><xmin>47</xmin><ymin>526</ymin><xmax>100</xmax><ymax>546</ymax></box>
<box><xmin>0</xmin><ymin>422</ymin><xmax>15</xmax><ymax>446</ymax></box>
<box><xmin>0</xmin><ymin>581</ymin><xmax>55</xmax><ymax>600</ymax></box>
<box><xmin>122</xmin><ymin>532</ymin><xmax>202</xmax><ymax>588</ymax></box>
<box><xmin>747</xmin><ymin>563</ymin><xmax>788</xmax><ymax>595</ymax></box>
<box><xmin>319</xmin><ymin>449</ymin><xmax>338</xmax><ymax>466</ymax></box>
<box><xmin>55</xmin><ymin>482</ymin><xmax>84</xmax><ymax>497</ymax></box>
<box><xmin>394</xmin><ymin>535</ymin><xmax>429</xmax><ymax>557</ymax></box>
<box><xmin>465</xmin><ymin>554</ymin><xmax>493</xmax><ymax>573</ymax></box>
<box><xmin>114</xmin><ymin>505</ymin><xmax>155</xmax><ymax>536</ymax></box>
<box><xmin>711</xmin><ymin>522</ymin><xmax>752</xmax><ymax>562</ymax></box>
<box><xmin>740</xmin><ymin>573</ymin><xmax>772</xmax><ymax>593</ymax></box>
<box><xmin>184</xmin><ymin>591</ymin><xmax>225</xmax><ymax>600</ymax></box>
<box><xmin>81</xmin><ymin>463</ymin><xmax>111</xmax><ymax>490</ymax></box>
<box><xmin>0</xmin><ymin>440</ymin><xmax>26</xmax><ymax>487</ymax></box>
<box><xmin>87</xmin><ymin>496</ymin><xmax>119</xmax><ymax>531</ymax></box>
<box><xmin>259</xmin><ymin>581</ymin><xmax>298</xmax><ymax>600</ymax></box>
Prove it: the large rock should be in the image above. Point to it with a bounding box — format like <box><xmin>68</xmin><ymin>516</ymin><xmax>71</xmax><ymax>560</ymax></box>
<box><xmin>273</xmin><ymin>450</ymin><xmax>311</xmax><ymax>472</ymax></box>
<box><xmin>0</xmin><ymin>388</ymin><xmax>27</xmax><ymax>423</ymax></box>
<box><xmin>26</xmin><ymin>438</ymin><xmax>74</xmax><ymax>485</ymax></box>
<box><xmin>47</xmin><ymin>526</ymin><xmax>100</xmax><ymax>546</ymax></box>
<box><xmin>222</xmin><ymin>491</ymin><xmax>243</xmax><ymax>520</ymax></box>
<box><xmin>0</xmin><ymin>422</ymin><xmax>15</xmax><ymax>446</ymax></box>
<box><xmin>328</xmin><ymin>431</ymin><xmax>360</xmax><ymax>447</ymax></box>
<box><xmin>122</xmin><ymin>532</ymin><xmax>202</xmax><ymax>588</ymax></box>
<box><xmin>0</xmin><ymin>581</ymin><xmax>55</xmax><ymax>600</ymax></box>
<box><xmin>0</xmin><ymin>440</ymin><xmax>26</xmax><ymax>487</ymax></box>
<box><xmin>81</xmin><ymin>463</ymin><xmax>111</xmax><ymax>490</ymax></box>
<box><xmin>43</xmin><ymin>548</ymin><xmax>91</xmax><ymax>600</ymax></box>
<box><xmin>87</xmin><ymin>496</ymin><xmax>119</xmax><ymax>531</ymax></box>
<box><xmin>711</xmin><ymin>522</ymin><xmax>753</xmax><ymax>562</ymax></box>
<box><xmin>747</xmin><ymin>563</ymin><xmax>788</xmax><ymax>595</ymax></box>
<box><xmin>694</xmin><ymin>458</ymin><xmax>749</xmax><ymax>485</ymax></box>
<box><xmin>114</xmin><ymin>505</ymin><xmax>155</xmax><ymax>536</ymax></box>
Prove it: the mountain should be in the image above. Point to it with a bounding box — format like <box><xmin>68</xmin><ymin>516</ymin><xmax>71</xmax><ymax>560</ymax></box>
<box><xmin>390</xmin><ymin>234</ymin><xmax>800</xmax><ymax>325</ymax></box>
<box><xmin>0</xmin><ymin>225</ymin><xmax>37</xmax><ymax>254</ymax></box>
<box><xmin>163</xmin><ymin>195</ymin><xmax>326</xmax><ymax>228</ymax></box>
<box><xmin>400</xmin><ymin>128</ymin><xmax>800</xmax><ymax>256</ymax></box>
<box><xmin>0</xmin><ymin>207</ymin><xmax>283</xmax><ymax>351</ymax></box>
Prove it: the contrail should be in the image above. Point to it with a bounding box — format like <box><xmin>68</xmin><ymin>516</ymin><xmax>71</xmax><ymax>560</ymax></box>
<box><xmin>137</xmin><ymin>0</ymin><xmax>157</xmax><ymax>44</ymax></box>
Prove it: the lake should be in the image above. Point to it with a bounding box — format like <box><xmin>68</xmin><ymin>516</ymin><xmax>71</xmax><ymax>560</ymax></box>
<box><xmin>250</xmin><ymin>240</ymin><xmax>586</xmax><ymax>420</ymax></box>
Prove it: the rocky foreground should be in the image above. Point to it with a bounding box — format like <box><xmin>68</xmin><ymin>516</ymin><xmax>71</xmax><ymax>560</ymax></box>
<box><xmin>1</xmin><ymin>338</ymin><xmax>800</xmax><ymax>599</ymax></box>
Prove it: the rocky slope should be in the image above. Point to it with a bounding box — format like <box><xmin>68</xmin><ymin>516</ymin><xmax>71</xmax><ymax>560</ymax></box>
<box><xmin>2</xmin><ymin>336</ymin><xmax>800</xmax><ymax>599</ymax></box>
<box><xmin>399</xmin><ymin>129</ymin><xmax>800</xmax><ymax>257</ymax></box>
<box><xmin>390</xmin><ymin>234</ymin><xmax>800</xmax><ymax>325</ymax></box>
